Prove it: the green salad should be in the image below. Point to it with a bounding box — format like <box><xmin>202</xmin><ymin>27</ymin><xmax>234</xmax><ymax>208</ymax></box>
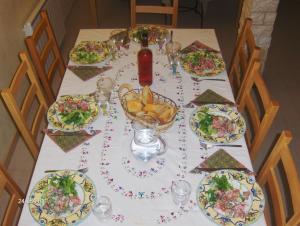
<box><xmin>58</xmin><ymin>98</ymin><xmax>92</xmax><ymax>126</ymax></box>
<box><xmin>42</xmin><ymin>175</ymin><xmax>81</xmax><ymax>216</ymax></box>
<box><xmin>70</xmin><ymin>41</ymin><xmax>110</xmax><ymax>64</ymax></box>
<box><xmin>181</xmin><ymin>50</ymin><xmax>225</xmax><ymax>76</ymax></box>
<box><xmin>195</xmin><ymin>107</ymin><xmax>235</xmax><ymax>137</ymax></box>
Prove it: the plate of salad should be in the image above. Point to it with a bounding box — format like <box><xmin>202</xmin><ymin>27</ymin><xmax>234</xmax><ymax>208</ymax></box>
<box><xmin>69</xmin><ymin>41</ymin><xmax>111</xmax><ymax>64</ymax></box>
<box><xmin>180</xmin><ymin>49</ymin><xmax>225</xmax><ymax>77</ymax></box>
<box><xmin>129</xmin><ymin>25</ymin><xmax>169</xmax><ymax>45</ymax></box>
<box><xmin>189</xmin><ymin>104</ymin><xmax>246</xmax><ymax>143</ymax></box>
<box><xmin>197</xmin><ymin>170</ymin><xmax>265</xmax><ymax>226</ymax></box>
<box><xmin>29</xmin><ymin>170</ymin><xmax>96</xmax><ymax>226</ymax></box>
<box><xmin>47</xmin><ymin>95</ymin><xmax>100</xmax><ymax>132</ymax></box>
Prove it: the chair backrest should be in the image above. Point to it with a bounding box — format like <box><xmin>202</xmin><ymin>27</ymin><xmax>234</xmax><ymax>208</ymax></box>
<box><xmin>257</xmin><ymin>130</ymin><xmax>300</xmax><ymax>226</ymax></box>
<box><xmin>0</xmin><ymin>164</ymin><xmax>25</xmax><ymax>226</ymax></box>
<box><xmin>25</xmin><ymin>10</ymin><xmax>65</xmax><ymax>104</ymax></box>
<box><xmin>237</xmin><ymin>61</ymin><xmax>279</xmax><ymax>161</ymax></box>
<box><xmin>130</xmin><ymin>0</ymin><xmax>179</xmax><ymax>28</ymax></box>
<box><xmin>1</xmin><ymin>52</ymin><xmax>49</xmax><ymax>160</ymax></box>
<box><xmin>229</xmin><ymin>18</ymin><xmax>261</xmax><ymax>99</ymax></box>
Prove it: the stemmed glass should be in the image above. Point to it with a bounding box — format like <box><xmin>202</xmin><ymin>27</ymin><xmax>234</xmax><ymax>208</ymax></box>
<box><xmin>156</xmin><ymin>33</ymin><xmax>168</xmax><ymax>55</ymax></box>
<box><xmin>95</xmin><ymin>77</ymin><xmax>115</xmax><ymax>116</ymax></box>
<box><xmin>165</xmin><ymin>41</ymin><xmax>181</xmax><ymax>74</ymax></box>
<box><xmin>108</xmin><ymin>29</ymin><xmax>125</xmax><ymax>59</ymax></box>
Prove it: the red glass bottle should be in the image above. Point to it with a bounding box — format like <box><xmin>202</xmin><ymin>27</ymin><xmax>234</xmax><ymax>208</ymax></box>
<box><xmin>138</xmin><ymin>32</ymin><xmax>153</xmax><ymax>86</ymax></box>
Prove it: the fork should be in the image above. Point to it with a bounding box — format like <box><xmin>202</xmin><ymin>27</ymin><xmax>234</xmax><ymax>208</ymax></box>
<box><xmin>191</xmin><ymin>77</ymin><xmax>226</xmax><ymax>82</ymax></box>
<box><xmin>199</xmin><ymin>141</ymin><xmax>242</xmax><ymax>150</ymax></box>
<box><xmin>44</xmin><ymin>167</ymin><xmax>89</xmax><ymax>174</ymax></box>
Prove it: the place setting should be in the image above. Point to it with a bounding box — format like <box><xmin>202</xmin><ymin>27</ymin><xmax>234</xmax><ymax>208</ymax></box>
<box><xmin>45</xmin><ymin>71</ymin><xmax>117</xmax><ymax>152</ymax></box>
<box><xmin>178</xmin><ymin>40</ymin><xmax>226</xmax><ymax>82</ymax></box>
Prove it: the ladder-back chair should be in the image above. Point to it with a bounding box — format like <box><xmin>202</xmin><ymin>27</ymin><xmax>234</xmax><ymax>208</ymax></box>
<box><xmin>237</xmin><ymin>61</ymin><xmax>279</xmax><ymax>161</ymax></box>
<box><xmin>257</xmin><ymin>130</ymin><xmax>300</xmax><ymax>226</ymax></box>
<box><xmin>25</xmin><ymin>10</ymin><xmax>65</xmax><ymax>104</ymax></box>
<box><xmin>0</xmin><ymin>164</ymin><xmax>25</xmax><ymax>226</ymax></box>
<box><xmin>229</xmin><ymin>18</ymin><xmax>261</xmax><ymax>100</ymax></box>
<box><xmin>1</xmin><ymin>52</ymin><xmax>49</xmax><ymax>160</ymax></box>
<box><xmin>130</xmin><ymin>0</ymin><xmax>179</xmax><ymax>28</ymax></box>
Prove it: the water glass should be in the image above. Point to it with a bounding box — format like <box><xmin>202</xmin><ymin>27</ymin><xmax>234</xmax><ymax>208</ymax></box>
<box><xmin>171</xmin><ymin>180</ymin><xmax>191</xmax><ymax>206</ymax></box>
<box><xmin>93</xmin><ymin>196</ymin><xmax>112</xmax><ymax>221</ymax></box>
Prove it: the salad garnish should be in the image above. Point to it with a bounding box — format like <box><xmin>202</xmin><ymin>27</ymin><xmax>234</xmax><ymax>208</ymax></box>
<box><xmin>70</xmin><ymin>41</ymin><xmax>110</xmax><ymax>64</ymax></box>
<box><xmin>131</xmin><ymin>26</ymin><xmax>168</xmax><ymax>44</ymax></box>
<box><xmin>196</xmin><ymin>108</ymin><xmax>235</xmax><ymax>137</ymax></box>
<box><xmin>181</xmin><ymin>50</ymin><xmax>225</xmax><ymax>76</ymax></box>
<box><xmin>204</xmin><ymin>175</ymin><xmax>251</xmax><ymax>218</ymax></box>
<box><xmin>58</xmin><ymin>99</ymin><xmax>92</xmax><ymax>126</ymax></box>
<box><xmin>42</xmin><ymin>175</ymin><xmax>81</xmax><ymax>216</ymax></box>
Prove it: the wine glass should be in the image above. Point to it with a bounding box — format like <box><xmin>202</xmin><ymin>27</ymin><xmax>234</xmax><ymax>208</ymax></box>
<box><xmin>95</xmin><ymin>77</ymin><xmax>115</xmax><ymax>116</ymax></box>
<box><xmin>165</xmin><ymin>41</ymin><xmax>181</xmax><ymax>74</ymax></box>
<box><xmin>156</xmin><ymin>33</ymin><xmax>168</xmax><ymax>55</ymax></box>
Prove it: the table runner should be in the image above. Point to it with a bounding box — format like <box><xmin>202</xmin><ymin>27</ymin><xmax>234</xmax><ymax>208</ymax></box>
<box><xmin>18</xmin><ymin>29</ymin><xmax>266</xmax><ymax>226</ymax></box>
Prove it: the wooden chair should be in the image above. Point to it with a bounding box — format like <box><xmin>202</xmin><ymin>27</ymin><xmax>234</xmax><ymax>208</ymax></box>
<box><xmin>130</xmin><ymin>0</ymin><xmax>179</xmax><ymax>28</ymax></box>
<box><xmin>0</xmin><ymin>164</ymin><xmax>25</xmax><ymax>226</ymax></box>
<box><xmin>257</xmin><ymin>130</ymin><xmax>300</xmax><ymax>226</ymax></box>
<box><xmin>1</xmin><ymin>52</ymin><xmax>49</xmax><ymax>160</ymax></box>
<box><xmin>25</xmin><ymin>10</ymin><xmax>65</xmax><ymax>104</ymax></box>
<box><xmin>237</xmin><ymin>61</ymin><xmax>279</xmax><ymax>161</ymax></box>
<box><xmin>229</xmin><ymin>18</ymin><xmax>261</xmax><ymax>99</ymax></box>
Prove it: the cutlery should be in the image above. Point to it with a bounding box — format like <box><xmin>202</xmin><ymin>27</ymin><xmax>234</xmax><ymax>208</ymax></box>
<box><xmin>45</xmin><ymin>129</ymin><xmax>97</xmax><ymax>136</ymax></box>
<box><xmin>191</xmin><ymin>77</ymin><xmax>226</xmax><ymax>82</ymax></box>
<box><xmin>44</xmin><ymin>167</ymin><xmax>89</xmax><ymax>174</ymax></box>
<box><xmin>183</xmin><ymin>101</ymin><xmax>236</xmax><ymax>108</ymax></box>
<box><xmin>200</xmin><ymin>142</ymin><xmax>242</xmax><ymax>150</ymax></box>
<box><xmin>195</xmin><ymin>167</ymin><xmax>254</xmax><ymax>174</ymax></box>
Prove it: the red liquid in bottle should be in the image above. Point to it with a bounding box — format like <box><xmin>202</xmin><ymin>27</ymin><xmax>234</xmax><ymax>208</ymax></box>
<box><xmin>138</xmin><ymin>33</ymin><xmax>153</xmax><ymax>86</ymax></box>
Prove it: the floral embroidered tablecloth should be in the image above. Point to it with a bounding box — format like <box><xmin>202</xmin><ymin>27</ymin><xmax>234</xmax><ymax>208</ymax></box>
<box><xmin>18</xmin><ymin>29</ymin><xmax>266</xmax><ymax>226</ymax></box>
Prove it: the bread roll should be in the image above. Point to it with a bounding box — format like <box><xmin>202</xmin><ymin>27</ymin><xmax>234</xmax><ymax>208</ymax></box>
<box><xmin>142</xmin><ymin>86</ymin><xmax>153</xmax><ymax>105</ymax></box>
<box><xmin>127</xmin><ymin>100</ymin><xmax>143</xmax><ymax>113</ymax></box>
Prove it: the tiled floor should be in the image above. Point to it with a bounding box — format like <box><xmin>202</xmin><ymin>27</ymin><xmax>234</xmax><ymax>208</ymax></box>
<box><xmin>8</xmin><ymin>0</ymin><xmax>300</xmax><ymax>197</ymax></box>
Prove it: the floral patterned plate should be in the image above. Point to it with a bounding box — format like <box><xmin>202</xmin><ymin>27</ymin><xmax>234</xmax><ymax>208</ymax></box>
<box><xmin>180</xmin><ymin>49</ymin><xmax>225</xmax><ymax>77</ymax></box>
<box><xmin>69</xmin><ymin>41</ymin><xmax>111</xmax><ymax>64</ymax></box>
<box><xmin>47</xmin><ymin>95</ymin><xmax>100</xmax><ymax>132</ymax></box>
<box><xmin>29</xmin><ymin>170</ymin><xmax>96</xmax><ymax>226</ymax></box>
<box><xmin>189</xmin><ymin>104</ymin><xmax>246</xmax><ymax>144</ymax></box>
<box><xmin>129</xmin><ymin>25</ymin><xmax>169</xmax><ymax>45</ymax></box>
<box><xmin>197</xmin><ymin>170</ymin><xmax>265</xmax><ymax>226</ymax></box>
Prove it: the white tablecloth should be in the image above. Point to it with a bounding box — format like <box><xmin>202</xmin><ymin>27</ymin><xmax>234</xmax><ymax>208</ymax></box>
<box><xmin>18</xmin><ymin>29</ymin><xmax>266</xmax><ymax>226</ymax></box>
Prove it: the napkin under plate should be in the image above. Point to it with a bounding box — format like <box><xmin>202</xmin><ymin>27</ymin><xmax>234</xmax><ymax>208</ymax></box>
<box><xmin>68</xmin><ymin>65</ymin><xmax>112</xmax><ymax>81</ymax></box>
<box><xmin>190</xmin><ymin>149</ymin><xmax>248</xmax><ymax>173</ymax></box>
<box><xmin>191</xmin><ymin>89</ymin><xmax>234</xmax><ymax>106</ymax></box>
<box><xmin>45</xmin><ymin>129</ymin><xmax>101</xmax><ymax>152</ymax></box>
<box><xmin>180</xmin><ymin>40</ymin><xmax>220</xmax><ymax>55</ymax></box>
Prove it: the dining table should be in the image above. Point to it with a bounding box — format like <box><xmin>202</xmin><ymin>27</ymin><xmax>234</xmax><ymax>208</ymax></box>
<box><xmin>18</xmin><ymin>28</ymin><xmax>267</xmax><ymax>226</ymax></box>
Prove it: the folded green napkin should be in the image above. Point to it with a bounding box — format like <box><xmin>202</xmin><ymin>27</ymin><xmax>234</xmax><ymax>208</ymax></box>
<box><xmin>190</xmin><ymin>149</ymin><xmax>247</xmax><ymax>173</ymax></box>
<box><xmin>191</xmin><ymin>89</ymin><xmax>234</xmax><ymax>106</ymax></box>
<box><xmin>180</xmin><ymin>40</ymin><xmax>219</xmax><ymax>55</ymax></box>
<box><xmin>68</xmin><ymin>65</ymin><xmax>112</xmax><ymax>81</ymax></box>
<box><xmin>45</xmin><ymin>129</ymin><xmax>101</xmax><ymax>152</ymax></box>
